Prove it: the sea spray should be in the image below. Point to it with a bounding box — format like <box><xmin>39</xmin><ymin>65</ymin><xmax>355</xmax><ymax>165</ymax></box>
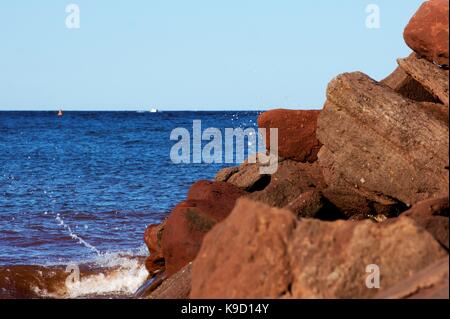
<box><xmin>63</xmin><ymin>253</ymin><xmax>148</xmax><ymax>298</ymax></box>
<box><xmin>55</xmin><ymin>213</ymin><xmax>101</xmax><ymax>256</ymax></box>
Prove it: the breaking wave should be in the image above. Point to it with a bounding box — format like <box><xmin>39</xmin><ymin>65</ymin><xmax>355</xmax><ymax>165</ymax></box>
<box><xmin>0</xmin><ymin>250</ymin><xmax>149</xmax><ymax>299</ymax></box>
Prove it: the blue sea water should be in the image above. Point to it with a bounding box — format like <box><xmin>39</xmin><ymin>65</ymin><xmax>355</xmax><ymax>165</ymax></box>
<box><xmin>0</xmin><ymin>111</ymin><xmax>260</xmax><ymax>266</ymax></box>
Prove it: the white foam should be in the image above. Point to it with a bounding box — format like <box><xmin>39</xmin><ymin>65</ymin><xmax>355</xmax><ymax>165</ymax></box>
<box><xmin>46</xmin><ymin>211</ymin><xmax>150</xmax><ymax>298</ymax></box>
<box><xmin>64</xmin><ymin>255</ymin><xmax>148</xmax><ymax>298</ymax></box>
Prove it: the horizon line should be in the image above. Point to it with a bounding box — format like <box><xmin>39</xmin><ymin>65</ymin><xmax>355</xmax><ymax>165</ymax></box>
<box><xmin>0</xmin><ymin>109</ymin><xmax>269</xmax><ymax>112</ymax></box>
<box><xmin>0</xmin><ymin>107</ymin><xmax>320</xmax><ymax>112</ymax></box>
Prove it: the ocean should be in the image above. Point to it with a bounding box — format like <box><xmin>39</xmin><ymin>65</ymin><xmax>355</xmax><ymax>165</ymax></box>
<box><xmin>0</xmin><ymin>111</ymin><xmax>260</xmax><ymax>298</ymax></box>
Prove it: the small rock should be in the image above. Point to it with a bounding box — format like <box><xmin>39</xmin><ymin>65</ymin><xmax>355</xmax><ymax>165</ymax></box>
<box><xmin>247</xmin><ymin>160</ymin><xmax>326</xmax><ymax>208</ymax></box>
<box><xmin>144</xmin><ymin>222</ymin><xmax>165</xmax><ymax>255</ymax></box>
<box><xmin>215</xmin><ymin>166</ymin><xmax>239</xmax><ymax>182</ymax></box>
<box><xmin>227</xmin><ymin>163</ymin><xmax>271</xmax><ymax>192</ymax></box>
<box><xmin>285</xmin><ymin>190</ymin><xmax>344</xmax><ymax>220</ymax></box>
<box><xmin>149</xmin><ymin>263</ymin><xmax>192</xmax><ymax>299</ymax></box>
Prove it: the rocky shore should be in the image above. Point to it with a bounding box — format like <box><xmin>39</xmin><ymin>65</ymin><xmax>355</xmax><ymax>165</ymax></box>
<box><xmin>141</xmin><ymin>0</ymin><xmax>449</xmax><ymax>299</ymax></box>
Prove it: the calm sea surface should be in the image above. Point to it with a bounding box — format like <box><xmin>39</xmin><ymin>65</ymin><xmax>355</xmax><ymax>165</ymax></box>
<box><xmin>0</xmin><ymin>111</ymin><xmax>260</xmax><ymax>265</ymax></box>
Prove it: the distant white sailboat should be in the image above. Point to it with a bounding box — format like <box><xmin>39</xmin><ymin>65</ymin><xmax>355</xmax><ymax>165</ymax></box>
<box><xmin>150</xmin><ymin>108</ymin><xmax>158</xmax><ymax>113</ymax></box>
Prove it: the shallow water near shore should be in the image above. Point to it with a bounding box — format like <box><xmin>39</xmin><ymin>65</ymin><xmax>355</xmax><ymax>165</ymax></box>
<box><xmin>0</xmin><ymin>111</ymin><xmax>259</xmax><ymax>298</ymax></box>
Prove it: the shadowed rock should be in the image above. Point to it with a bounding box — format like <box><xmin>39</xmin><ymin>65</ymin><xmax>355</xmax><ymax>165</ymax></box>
<box><xmin>222</xmin><ymin>157</ymin><xmax>399</xmax><ymax>219</ymax></box>
<box><xmin>215</xmin><ymin>166</ymin><xmax>239</xmax><ymax>182</ymax></box>
<box><xmin>149</xmin><ymin>263</ymin><xmax>192</xmax><ymax>299</ymax></box>
<box><xmin>398</xmin><ymin>53</ymin><xmax>449</xmax><ymax>106</ymax></box>
<box><xmin>144</xmin><ymin>222</ymin><xmax>165</xmax><ymax>255</ymax></box>
<box><xmin>227</xmin><ymin>163</ymin><xmax>271</xmax><ymax>192</ymax></box>
<box><xmin>388</xmin><ymin>196</ymin><xmax>449</xmax><ymax>250</ymax></box>
<box><xmin>247</xmin><ymin>160</ymin><xmax>326</xmax><ymax>208</ymax></box>
<box><xmin>284</xmin><ymin>190</ymin><xmax>345</xmax><ymax>221</ymax></box>
<box><xmin>143</xmin><ymin>222</ymin><xmax>166</xmax><ymax>276</ymax></box>
<box><xmin>381</xmin><ymin>66</ymin><xmax>440</xmax><ymax>103</ymax></box>
<box><xmin>319</xmin><ymin>152</ymin><xmax>408</xmax><ymax>219</ymax></box>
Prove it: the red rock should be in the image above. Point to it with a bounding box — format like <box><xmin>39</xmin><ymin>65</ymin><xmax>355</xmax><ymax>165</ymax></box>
<box><xmin>144</xmin><ymin>253</ymin><xmax>165</xmax><ymax>277</ymax></box>
<box><xmin>284</xmin><ymin>190</ymin><xmax>325</xmax><ymax>218</ymax></box>
<box><xmin>258</xmin><ymin>109</ymin><xmax>322</xmax><ymax>163</ymax></box>
<box><xmin>227</xmin><ymin>163</ymin><xmax>271</xmax><ymax>192</ymax></box>
<box><xmin>381</xmin><ymin>66</ymin><xmax>440</xmax><ymax>103</ymax></box>
<box><xmin>404</xmin><ymin>0</ymin><xmax>449</xmax><ymax>66</ymax></box>
<box><xmin>319</xmin><ymin>162</ymin><xmax>407</xmax><ymax>219</ymax></box>
<box><xmin>247</xmin><ymin>160</ymin><xmax>326</xmax><ymax>208</ymax></box>
<box><xmin>397</xmin><ymin>53</ymin><xmax>449</xmax><ymax>106</ymax></box>
<box><xmin>162</xmin><ymin>181</ymin><xmax>246</xmax><ymax>276</ymax></box>
<box><xmin>287</xmin><ymin>217</ymin><xmax>447</xmax><ymax>298</ymax></box>
<box><xmin>143</xmin><ymin>222</ymin><xmax>167</xmax><ymax>275</ymax></box>
<box><xmin>376</xmin><ymin>257</ymin><xmax>449</xmax><ymax>299</ymax></box>
<box><xmin>284</xmin><ymin>190</ymin><xmax>344</xmax><ymax>220</ymax></box>
<box><xmin>187</xmin><ymin>180</ymin><xmax>245</xmax><ymax>210</ymax></box>
<box><xmin>190</xmin><ymin>198</ymin><xmax>447</xmax><ymax>299</ymax></box>
<box><xmin>216</xmin><ymin>155</ymin><xmax>286</xmax><ymax>192</ymax></box>
<box><xmin>215</xmin><ymin>166</ymin><xmax>239</xmax><ymax>182</ymax></box>
<box><xmin>316</xmin><ymin>72</ymin><xmax>449</xmax><ymax>207</ymax></box>
<box><xmin>397</xmin><ymin>197</ymin><xmax>449</xmax><ymax>249</ymax></box>
<box><xmin>144</xmin><ymin>222</ymin><xmax>165</xmax><ymax>255</ymax></box>
<box><xmin>241</xmin><ymin>158</ymin><xmax>398</xmax><ymax>219</ymax></box>
<box><xmin>191</xmin><ymin>199</ymin><xmax>297</xmax><ymax>299</ymax></box>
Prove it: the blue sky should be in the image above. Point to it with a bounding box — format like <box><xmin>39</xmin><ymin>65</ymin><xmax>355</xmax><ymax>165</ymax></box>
<box><xmin>0</xmin><ymin>0</ymin><xmax>423</xmax><ymax>111</ymax></box>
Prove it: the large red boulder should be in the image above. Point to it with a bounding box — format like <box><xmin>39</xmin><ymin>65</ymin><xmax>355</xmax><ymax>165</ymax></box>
<box><xmin>190</xmin><ymin>199</ymin><xmax>447</xmax><ymax>299</ymax></box>
<box><xmin>404</xmin><ymin>0</ymin><xmax>449</xmax><ymax>66</ymax></box>
<box><xmin>162</xmin><ymin>181</ymin><xmax>245</xmax><ymax>276</ymax></box>
<box><xmin>258</xmin><ymin>109</ymin><xmax>322</xmax><ymax>163</ymax></box>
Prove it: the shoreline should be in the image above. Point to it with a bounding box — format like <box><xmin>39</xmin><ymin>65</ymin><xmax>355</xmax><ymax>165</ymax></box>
<box><xmin>0</xmin><ymin>255</ymin><xmax>149</xmax><ymax>299</ymax></box>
